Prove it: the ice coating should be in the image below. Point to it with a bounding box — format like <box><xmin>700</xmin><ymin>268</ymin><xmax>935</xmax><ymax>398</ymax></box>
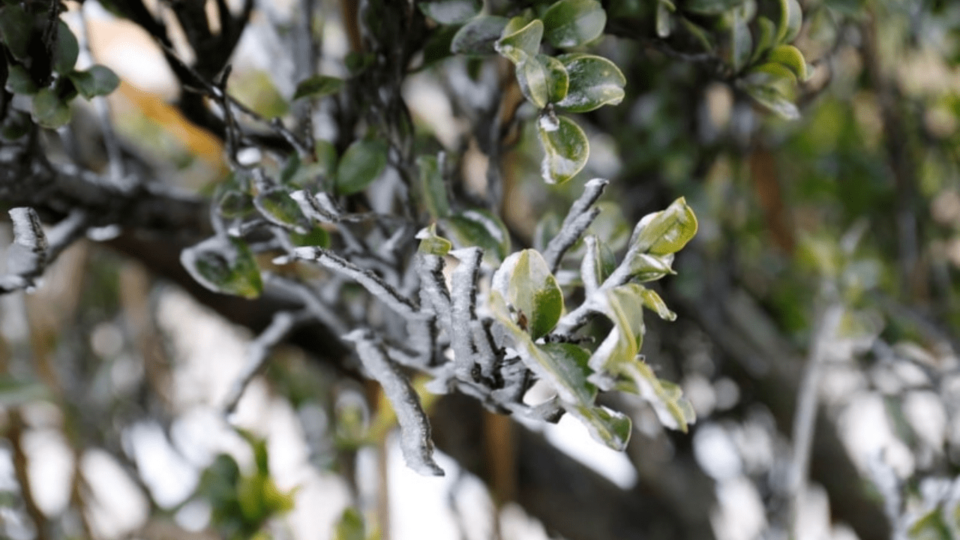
<box><xmin>345</xmin><ymin>330</ymin><xmax>444</xmax><ymax>476</ymax></box>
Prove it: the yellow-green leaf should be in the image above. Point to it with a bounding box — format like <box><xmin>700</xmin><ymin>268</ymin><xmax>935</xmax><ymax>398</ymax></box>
<box><xmin>630</xmin><ymin>197</ymin><xmax>698</xmax><ymax>256</ymax></box>
<box><xmin>766</xmin><ymin>44</ymin><xmax>807</xmax><ymax>81</ymax></box>
<box><xmin>776</xmin><ymin>0</ymin><xmax>802</xmax><ymax>44</ymax></box>
<box><xmin>180</xmin><ymin>236</ymin><xmax>263</xmax><ymax>299</ymax></box>
<box><xmin>493</xmin><ymin>249</ymin><xmax>565</xmax><ymax>340</ymax></box>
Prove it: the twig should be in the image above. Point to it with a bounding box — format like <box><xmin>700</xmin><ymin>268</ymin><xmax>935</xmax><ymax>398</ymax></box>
<box><xmin>344</xmin><ymin>329</ymin><xmax>444</xmax><ymax>476</ymax></box>
<box><xmin>223</xmin><ymin>309</ymin><xmax>311</xmax><ymax>413</ymax></box>
<box><xmin>542</xmin><ymin>179</ymin><xmax>608</xmax><ymax>273</ymax></box>
<box><xmin>283</xmin><ymin>247</ymin><xmax>422</xmax><ymax>318</ymax></box>
<box><xmin>450</xmin><ymin>248</ymin><xmax>482</xmax><ymax>382</ymax></box>
<box><xmin>0</xmin><ymin>209</ymin><xmax>89</xmax><ymax>294</ymax></box>
<box><xmin>787</xmin><ymin>303</ymin><xmax>842</xmax><ymax>536</ymax></box>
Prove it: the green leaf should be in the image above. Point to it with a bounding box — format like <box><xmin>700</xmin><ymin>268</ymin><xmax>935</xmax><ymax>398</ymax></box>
<box><xmin>489</xmin><ymin>292</ymin><xmax>592</xmax><ymax>405</ymax></box>
<box><xmin>776</xmin><ymin>0</ymin><xmax>802</xmax><ymax>44</ymax></box>
<box><xmin>556</xmin><ymin>54</ymin><xmax>626</xmax><ymax>113</ymax></box>
<box><xmin>729</xmin><ymin>8</ymin><xmax>751</xmax><ymax>72</ymax></box>
<box><xmin>567</xmin><ymin>404</ymin><xmax>632</xmax><ymax>451</ymax></box>
<box><xmin>451</xmin><ymin>16</ymin><xmax>509</xmax><ymax>56</ymax></box>
<box><xmin>742</xmin><ymin>83</ymin><xmax>799</xmax><ymax>120</ymax></box>
<box><xmin>591</xmin><ymin>284</ymin><xmax>646</xmax><ymax>373</ymax></box>
<box><xmin>541</xmin><ymin>0</ymin><xmax>607</xmax><ymax>49</ymax></box>
<box><xmin>54</xmin><ymin>21</ymin><xmax>79</xmax><ymax>75</ymax></box>
<box><xmin>745</xmin><ymin>62</ymin><xmax>798</xmax><ymax>85</ymax></box>
<box><xmin>538</xmin><ymin>115</ymin><xmax>589</xmax><ymax>185</ymax></box>
<box><xmin>681</xmin><ymin>0</ymin><xmax>744</xmax><ymax>16</ymax></box>
<box><xmin>336</xmin><ymin>138</ymin><xmax>388</xmax><ymax>195</ymax></box>
<box><xmin>293</xmin><ymin>75</ymin><xmax>344</xmax><ymax>100</ymax></box>
<box><xmin>180</xmin><ymin>236</ymin><xmax>263</xmax><ymax>299</ymax></box>
<box><xmin>441</xmin><ymin>208</ymin><xmax>511</xmax><ymax>265</ymax></box>
<box><xmin>417</xmin><ymin>224</ymin><xmax>453</xmax><ymax>256</ymax></box>
<box><xmin>495</xmin><ymin>19</ymin><xmax>543</xmax><ymax>64</ymax></box>
<box><xmin>630</xmin><ymin>197</ymin><xmax>698</xmax><ymax>255</ymax></box>
<box><xmin>334</xmin><ymin>508</ymin><xmax>366</xmax><ymax>540</ymax></box>
<box><xmin>417</xmin><ymin>154</ymin><xmax>451</xmax><ymax>218</ymax></box>
<box><xmin>613</xmin><ymin>359</ymin><xmax>696</xmax><ymax>432</ymax></box>
<box><xmin>493</xmin><ymin>249</ymin><xmax>565</xmax><ymax>340</ymax></box>
<box><xmin>32</xmin><ymin>88</ymin><xmax>71</xmax><ymax>129</ymax></box>
<box><xmin>69</xmin><ymin>65</ymin><xmax>120</xmax><ymax>99</ymax></box>
<box><xmin>639</xmin><ymin>288</ymin><xmax>676</xmax><ymax>321</ymax></box>
<box><xmin>516</xmin><ymin>55</ymin><xmax>550</xmax><ymax>108</ymax></box>
<box><xmin>417</xmin><ymin>0</ymin><xmax>481</xmax><ymax>24</ymax></box>
<box><xmin>0</xmin><ymin>5</ymin><xmax>32</xmax><ymax>60</ymax></box>
<box><xmin>6</xmin><ymin>64</ymin><xmax>38</xmax><ymax>95</ymax></box>
<box><xmin>540</xmin><ymin>54</ymin><xmax>569</xmax><ymax>104</ymax></box>
<box><xmin>627</xmin><ymin>253</ymin><xmax>675</xmax><ymax>282</ymax></box>
<box><xmin>254</xmin><ymin>189</ymin><xmax>307</xmax><ymax>231</ymax></box>
<box><xmin>751</xmin><ymin>16</ymin><xmax>778</xmax><ymax>64</ymax></box>
<box><xmin>766</xmin><ymin>44</ymin><xmax>807</xmax><ymax>81</ymax></box>
<box><xmin>290</xmin><ymin>226</ymin><xmax>331</xmax><ymax>248</ymax></box>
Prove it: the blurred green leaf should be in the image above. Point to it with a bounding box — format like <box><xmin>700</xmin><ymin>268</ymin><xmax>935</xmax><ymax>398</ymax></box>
<box><xmin>0</xmin><ymin>5</ymin><xmax>32</xmax><ymax>60</ymax></box>
<box><xmin>776</xmin><ymin>0</ymin><xmax>802</xmax><ymax>44</ymax></box>
<box><xmin>336</xmin><ymin>139</ymin><xmax>389</xmax><ymax>195</ymax></box>
<box><xmin>451</xmin><ymin>16</ymin><xmax>508</xmax><ymax>56</ymax></box>
<box><xmin>180</xmin><ymin>236</ymin><xmax>263</xmax><ymax>299</ymax></box>
<box><xmin>742</xmin><ymin>83</ymin><xmax>799</xmax><ymax>119</ymax></box>
<box><xmin>538</xmin><ymin>115</ymin><xmax>589</xmax><ymax>185</ymax></box>
<box><xmin>681</xmin><ymin>0</ymin><xmax>744</xmax><ymax>16</ymax></box>
<box><xmin>556</xmin><ymin>54</ymin><xmax>626</xmax><ymax>113</ymax></box>
<box><xmin>750</xmin><ymin>16</ymin><xmax>778</xmax><ymax>63</ymax></box>
<box><xmin>255</xmin><ymin>189</ymin><xmax>307</xmax><ymax>231</ymax></box>
<box><xmin>417</xmin><ymin>0</ymin><xmax>481</xmax><ymax>24</ymax></box>
<box><xmin>54</xmin><ymin>21</ymin><xmax>79</xmax><ymax>75</ymax></box>
<box><xmin>6</xmin><ymin>64</ymin><xmax>37</xmax><ymax>95</ymax></box>
<box><xmin>639</xmin><ymin>288</ymin><xmax>676</xmax><ymax>321</ymax></box>
<box><xmin>729</xmin><ymin>8</ymin><xmax>751</xmax><ymax>72</ymax></box>
<box><xmin>69</xmin><ymin>65</ymin><xmax>120</xmax><ymax>99</ymax></box>
<box><xmin>0</xmin><ymin>377</ymin><xmax>50</xmax><ymax>406</ymax></box>
<box><xmin>290</xmin><ymin>226</ymin><xmax>331</xmax><ymax>248</ymax></box>
<box><xmin>293</xmin><ymin>75</ymin><xmax>344</xmax><ymax>100</ymax></box>
<box><xmin>656</xmin><ymin>0</ymin><xmax>673</xmax><ymax>38</ymax></box>
<box><xmin>32</xmin><ymin>87</ymin><xmax>71</xmax><ymax>128</ymax></box>
<box><xmin>766</xmin><ymin>44</ymin><xmax>807</xmax><ymax>81</ymax></box>
<box><xmin>542</xmin><ymin>0</ymin><xmax>607</xmax><ymax>48</ymax></box>
<box><xmin>334</xmin><ymin>508</ymin><xmax>367</xmax><ymax>540</ymax></box>
<box><xmin>417</xmin><ymin>154</ymin><xmax>451</xmax><ymax>218</ymax></box>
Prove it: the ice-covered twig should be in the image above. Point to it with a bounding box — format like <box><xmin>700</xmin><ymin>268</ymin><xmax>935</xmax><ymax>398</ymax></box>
<box><xmin>451</xmin><ymin>248</ymin><xmax>482</xmax><ymax>381</ymax></box>
<box><xmin>282</xmin><ymin>247</ymin><xmax>422</xmax><ymax>318</ymax></box>
<box><xmin>788</xmin><ymin>303</ymin><xmax>843</xmax><ymax>536</ymax></box>
<box><xmin>416</xmin><ymin>253</ymin><xmax>453</xmax><ymax>323</ymax></box>
<box><xmin>344</xmin><ymin>329</ymin><xmax>444</xmax><ymax>476</ymax></box>
<box><xmin>265</xmin><ymin>273</ymin><xmax>350</xmax><ymax>335</ymax></box>
<box><xmin>542</xmin><ymin>179</ymin><xmax>608</xmax><ymax>273</ymax></box>
<box><xmin>1</xmin><ymin>209</ymin><xmax>89</xmax><ymax>294</ymax></box>
<box><xmin>223</xmin><ymin>309</ymin><xmax>311</xmax><ymax>413</ymax></box>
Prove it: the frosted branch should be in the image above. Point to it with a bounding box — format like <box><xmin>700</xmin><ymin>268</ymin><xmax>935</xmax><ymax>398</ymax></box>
<box><xmin>223</xmin><ymin>309</ymin><xmax>310</xmax><ymax>413</ymax></box>
<box><xmin>282</xmin><ymin>247</ymin><xmax>421</xmax><ymax>318</ymax></box>
<box><xmin>542</xmin><ymin>178</ymin><xmax>608</xmax><ymax>273</ymax></box>
<box><xmin>451</xmin><ymin>248</ymin><xmax>482</xmax><ymax>381</ymax></box>
<box><xmin>266</xmin><ymin>274</ymin><xmax>350</xmax><ymax>335</ymax></box>
<box><xmin>416</xmin><ymin>253</ymin><xmax>453</xmax><ymax>324</ymax></box>
<box><xmin>1</xmin><ymin>209</ymin><xmax>89</xmax><ymax>294</ymax></box>
<box><xmin>345</xmin><ymin>329</ymin><xmax>444</xmax><ymax>476</ymax></box>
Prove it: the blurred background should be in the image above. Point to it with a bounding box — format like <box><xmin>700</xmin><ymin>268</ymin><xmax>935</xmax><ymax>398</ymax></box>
<box><xmin>3</xmin><ymin>0</ymin><xmax>960</xmax><ymax>539</ymax></box>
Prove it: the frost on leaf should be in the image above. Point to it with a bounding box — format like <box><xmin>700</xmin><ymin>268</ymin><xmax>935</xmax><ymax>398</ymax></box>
<box><xmin>180</xmin><ymin>236</ymin><xmax>263</xmax><ymax>299</ymax></box>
